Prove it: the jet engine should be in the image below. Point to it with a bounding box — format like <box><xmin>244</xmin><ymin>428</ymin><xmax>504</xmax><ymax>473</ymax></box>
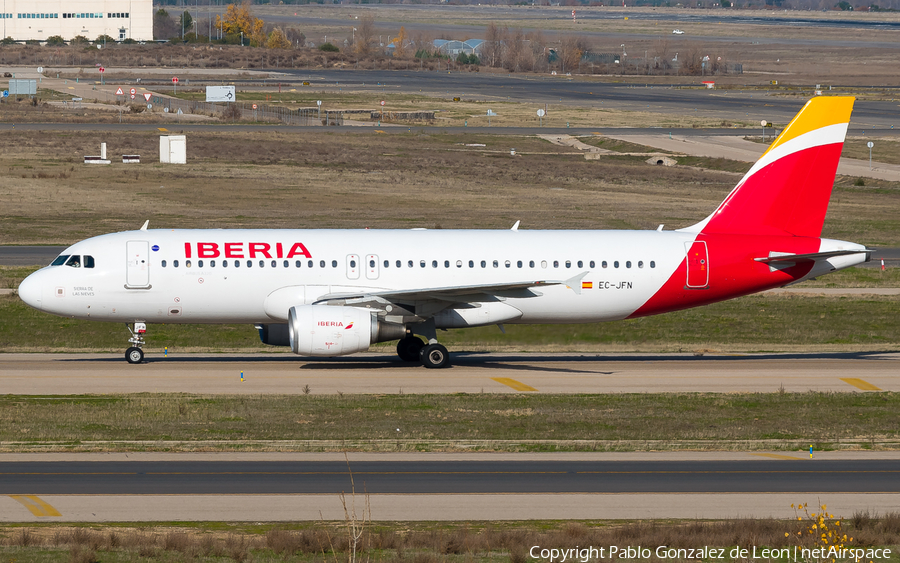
<box><xmin>288</xmin><ymin>305</ymin><xmax>406</xmax><ymax>356</ymax></box>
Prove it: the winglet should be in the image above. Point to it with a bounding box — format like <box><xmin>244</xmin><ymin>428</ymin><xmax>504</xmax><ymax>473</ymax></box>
<box><xmin>140</xmin><ymin>220</ymin><xmax>149</xmax><ymax>231</ymax></box>
<box><xmin>564</xmin><ymin>271</ymin><xmax>589</xmax><ymax>295</ymax></box>
<box><xmin>511</xmin><ymin>220</ymin><xmax>520</xmax><ymax>231</ymax></box>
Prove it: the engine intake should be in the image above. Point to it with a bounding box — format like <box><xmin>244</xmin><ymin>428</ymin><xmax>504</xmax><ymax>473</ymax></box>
<box><xmin>288</xmin><ymin>305</ymin><xmax>405</xmax><ymax>356</ymax></box>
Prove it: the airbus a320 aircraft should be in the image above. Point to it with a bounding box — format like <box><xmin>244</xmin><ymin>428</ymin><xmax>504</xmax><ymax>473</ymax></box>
<box><xmin>18</xmin><ymin>96</ymin><xmax>869</xmax><ymax>368</ymax></box>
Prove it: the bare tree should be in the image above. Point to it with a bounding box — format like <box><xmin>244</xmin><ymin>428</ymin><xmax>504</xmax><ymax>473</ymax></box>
<box><xmin>527</xmin><ymin>30</ymin><xmax>548</xmax><ymax>73</ymax></box>
<box><xmin>354</xmin><ymin>14</ymin><xmax>377</xmax><ymax>56</ymax></box>
<box><xmin>556</xmin><ymin>35</ymin><xmax>588</xmax><ymax>74</ymax></box>
<box><xmin>481</xmin><ymin>22</ymin><xmax>507</xmax><ymax>69</ymax></box>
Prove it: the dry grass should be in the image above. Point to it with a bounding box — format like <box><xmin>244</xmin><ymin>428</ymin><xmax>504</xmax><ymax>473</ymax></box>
<box><xmin>1</xmin><ymin>516</ymin><xmax>899</xmax><ymax>562</ymax></box>
<box><xmin>1</xmin><ymin>129</ymin><xmax>898</xmax><ymax>246</ymax></box>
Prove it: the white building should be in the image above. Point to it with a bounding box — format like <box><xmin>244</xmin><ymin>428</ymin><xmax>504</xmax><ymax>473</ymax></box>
<box><xmin>1</xmin><ymin>0</ymin><xmax>152</xmax><ymax>42</ymax></box>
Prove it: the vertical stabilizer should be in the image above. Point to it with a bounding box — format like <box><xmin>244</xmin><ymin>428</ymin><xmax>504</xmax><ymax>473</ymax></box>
<box><xmin>682</xmin><ymin>96</ymin><xmax>854</xmax><ymax>238</ymax></box>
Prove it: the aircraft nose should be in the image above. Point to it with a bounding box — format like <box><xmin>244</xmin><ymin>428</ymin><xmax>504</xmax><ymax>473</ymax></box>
<box><xmin>17</xmin><ymin>273</ymin><xmax>42</xmax><ymax>311</ymax></box>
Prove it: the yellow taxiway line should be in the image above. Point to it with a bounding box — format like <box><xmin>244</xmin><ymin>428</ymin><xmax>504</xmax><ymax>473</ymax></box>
<box><xmin>491</xmin><ymin>377</ymin><xmax>538</xmax><ymax>392</ymax></box>
<box><xmin>840</xmin><ymin>378</ymin><xmax>882</xmax><ymax>391</ymax></box>
<box><xmin>10</xmin><ymin>495</ymin><xmax>61</xmax><ymax>517</ymax></box>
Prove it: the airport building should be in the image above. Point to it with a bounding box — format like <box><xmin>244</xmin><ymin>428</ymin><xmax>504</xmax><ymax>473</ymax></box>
<box><xmin>0</xmin><ymin>0</ymin><xmax>153</xmax><ymax>42</ymax></box>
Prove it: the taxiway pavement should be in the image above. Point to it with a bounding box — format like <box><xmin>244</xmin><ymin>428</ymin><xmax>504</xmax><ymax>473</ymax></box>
<box><xmin>2</xmin><ymin>453</ymin><xmax>899</xmax><ymax>522</ymax></box>
<box><xmin>0</xmin><ymin>352</ymin><xmax>897</xmax><ymax>394</ymax></box>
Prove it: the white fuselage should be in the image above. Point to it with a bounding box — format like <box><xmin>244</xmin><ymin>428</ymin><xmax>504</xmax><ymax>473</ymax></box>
<box><xmin>20</xmin><ymin>228</ymin><xmax>696</xmax><ymax>326</ymax></box>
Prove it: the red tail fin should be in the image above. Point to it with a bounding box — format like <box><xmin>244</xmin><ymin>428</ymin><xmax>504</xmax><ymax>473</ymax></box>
<box><xmin>683</xmin><ymin>96</ymin><xmax>854</xmax><ymax>238</ymax></box>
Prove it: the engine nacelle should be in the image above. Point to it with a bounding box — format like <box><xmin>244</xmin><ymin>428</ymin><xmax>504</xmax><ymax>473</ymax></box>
<box><xmin>288</xmin><ymin>305</ymin><xmax>405</xmax><ymax>357</ymax></box>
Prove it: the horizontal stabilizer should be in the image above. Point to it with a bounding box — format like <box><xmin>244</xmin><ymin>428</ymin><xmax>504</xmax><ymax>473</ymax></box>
<box><xmin>754</xmin><ymin>249</ymin><xmax>871</xmax><ymax>264</ymax></box>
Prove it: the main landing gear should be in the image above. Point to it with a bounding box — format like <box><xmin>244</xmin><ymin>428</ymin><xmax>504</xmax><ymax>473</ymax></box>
<box><xmin>396</xmin><ymin>321</ymin><xmax>451</xmax><ymax>369</ymax></box>
<box><xmin>396</xmin><ymin>336</ymin><xmax>450</xmax><ymax>369</ymax></box>
<box><xmin>125</xmin><ymin>322</ymin><xmax>147</xmax><ymax>364</ymax></box>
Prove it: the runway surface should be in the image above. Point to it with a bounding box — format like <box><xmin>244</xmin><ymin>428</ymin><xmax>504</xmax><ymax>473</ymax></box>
<box><xmin>1</xmin><ymin>352</ymin><xmax>896</xmax><ymax>394</ymax></box>
<box><xmin>2</xmin><ymin>453</ymin><xmax>898</xmax><ymax>521</ymax></box>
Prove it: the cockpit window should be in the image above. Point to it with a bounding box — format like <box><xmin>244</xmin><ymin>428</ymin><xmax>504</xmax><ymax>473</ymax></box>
<box><xmin>51</xmin><ymin>255</ymin><xmax>70</xmax><ymax>266</ymax></box>
<box><xmin>83</xmin><ymin>255</ymin><xmax>95</xmax><ymax>269</ymax></box>
<box><xmin>65</xmin><ymin>255</ymin><xmax>82</xmax><ymax>268</ymax></box>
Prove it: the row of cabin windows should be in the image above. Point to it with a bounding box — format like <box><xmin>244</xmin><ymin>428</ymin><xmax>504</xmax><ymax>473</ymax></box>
<box><xmin>365</xmin><ymin>259</ymin><xmax>655</xmax><ymax>270</ymax></box>
<box><xmin>160</xmin><ymin>259</ymin><xmax>656</xmax><ymax>270</ymax></box>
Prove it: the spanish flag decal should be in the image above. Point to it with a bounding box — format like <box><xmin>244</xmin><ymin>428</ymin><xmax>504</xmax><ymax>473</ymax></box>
<box><xmin>582</xmin><ymin>281</ymin><xmax>593</xmax><ymax>290</ymax></box>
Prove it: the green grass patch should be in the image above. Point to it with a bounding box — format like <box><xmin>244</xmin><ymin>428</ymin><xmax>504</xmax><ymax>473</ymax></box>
<box><xmin>0</xmin><ymin>392</ymin><xmax>897</xmax><ymax>447</ymax></box>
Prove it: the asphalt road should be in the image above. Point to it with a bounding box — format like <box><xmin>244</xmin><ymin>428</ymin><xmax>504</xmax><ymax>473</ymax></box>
<box><xmin>2</xmin><ymin>459</ymin><xmax>898</xmax><ymax>495</ymax></box>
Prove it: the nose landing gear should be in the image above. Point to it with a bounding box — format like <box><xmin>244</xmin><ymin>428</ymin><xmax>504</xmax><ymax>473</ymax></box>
<box><xmin>125</xmin><ymin>322</ymin><xmax>147</xmax><ymax>364</ymax></box>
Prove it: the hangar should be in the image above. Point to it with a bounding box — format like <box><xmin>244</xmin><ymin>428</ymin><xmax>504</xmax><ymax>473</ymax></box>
<box><xmin>1</xmin><ymin>0</ymin><xmax>152</xmax><ymax>42</ymax></box>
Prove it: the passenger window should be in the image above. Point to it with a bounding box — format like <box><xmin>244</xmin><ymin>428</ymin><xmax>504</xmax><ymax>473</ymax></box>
<box><xmin>626</xmin><ymin>261</ymin><xmax>632</xmax><ymax>268</ymax></box>
<box><xmin>370</xmin><ymin>260</ymin><xmax>376</xmax><ymax>268</ymax></box>
<box><xmin>456</xmin><ymin>260</ymin><xmax>462</xmax><ymax>268</ymax></box>
<box><xmin>161</xmin><ymin>260</ymin><xmax>167</xmax><ymax>268</ymax></box>
<box><xmin>384</xmin><ymin>260</ymin><xmax>389</xmax><ymax>268</ymax></box>
<box><xmin>84</xmin><ymin>255</ymin><xmax>95</xmax><ymax>268</ymax></box>
<box><xmin>493</xmin><ymin>260</ymin><xmax>499</xmax><ymax>268</ymax></box>
<box><xmin>553</xmin><ymin>261</ymin><xmax>559</xmax><ymax>268</ymax></box>
<box><xmin>444</xmin><ymin>260</ymin><xmax>449</xmax><ymax>268</ymax></box>
<box><xmin>638</xmin><ymin>261</ymin><xmax>644</xmax><ymax>268</ymax></box>
<box><xmin>259</xmin><ymin>260</ymin><xmax>264</xmax><ymax>268</ymax></box>
<box><xmin>396</xmin><ymin>260</ymin><xmax>402</xmax><ymax>268</ymax></box>
<box><xmin>481</xmin><ymin>260</ymin><xmax>486</xmax><ymax>268</ymax></box>
<box><xmin>614</xmin><ymin>261</ymin><xmax>619</xmax><ymax>268</ymax></box>
<box><xmin>590</xmin><ymin>261</ymin><xmax>595</xmax><ymax>268</ymax></box>
<box><xmin>174</xmin><ymin>260</ymin><xmax>179</xmax><ymax>268</ymax></box>
<box><xmin>319</xmin><ymin>260</ymin><xmax>326</xmax><ymax>268</ymax></box>
<box><xmin>432</xmin><ymin>260</ymin><xmax>438</xmax><ymax>268</ymax></box>
<box><xmin>602</xmin><ymin>261</ymin><xmax>608</xmax><ymax>268</ymax></box>
<box><xmin>332</xmin><ymin>260</ymin><xmax>338</xmax><ymax>268</ymax></box>
<box><xmin>565</xmin><ymin>260</ymin><xmax>571</xmax><ymax>268</ymax></box>
<box><xmin>51</xmin><ymin>255</ymin><xmax>69</xmax><ymax>266</ymax></box>
<box><xmin>541</xmin><ymin>260</ymin><xmax>547</xmax><ymax>268</ymax></box>
<box><xmin>295</xmin><ymin>260</ymin><xmax>301</xmax><ymax>267</ymax></box>
<box><xmin>234</xmin><ymin>260</ymin><xmax>239</xmax><ymax>268</ymax></box>
<box><xmin>577</xmin><ymin>260</ymin><xmax>583</xmax><ymax>268</ymax></box>
<box><xmin>65</xmin><ymin>255</ymin><xmax>81</xmax><ymax>268</ymax></box>
<box><xmin>198</xmin><ymin>260</ymin><xmax>203</xmax><ymax>268</ymax></box>
<box><xmin>505</xmin><ymin>260</ymin><xmax>511</xmax><ymax>268</ymax></box>
<box><xmin>650</xmin><ymin>261</ymin><xmax>656</xmax><ymax>268</ymax></box>
<box><xmin>272</xmin><ymin>260</ymin><xmax>277</xmax><ymax>268</ymax></box>
<box><xmin>350</xmin><ymin>260</ymin><xmax>357</xmax><ymax>268</ymax></box>
<box><xmin>529</xmin><ymin>260</ymin><xmax>534</xmax><ymax>268</ymax></box>
<box><xmin>222</xmin><ymin>260</ymin><xmax>228</xmax><ymax>268</ymax></box>
<box><xmin>469</xmin><ymin>260</ymin><xmax>474</xmax><ymax>268</ymax></box>
<box><xmin>517</xmin><ymin>260</ymin><xmax>523</xmax><ymax>268</ymax></box>
<box><xmin>420</xmin><ymin>260</ymin><xmax>426</xmax><ymax>268</ymax></box>
<box><xmin>283</xmin><ymin>260</ymin><xmax>288</xmax><ymax>267</ymax></box>
<box><xmin>247</xmin><ymin>260</ymin><xmax>252</xmax><ymax>268</ymax></box>
<box><xmin>308</xmin><ymin>260</ymin><xmax>313</xmax><ymax>268</ymax></box>
<box><xmin>211</xmin><ymin>260</ymin><xmax>216</xmax><ymax>267</ymax></box>
<box><xmin>186</xmin><ymin>260</ymin><xmax>192</xmax><ymax>268</ymax></box>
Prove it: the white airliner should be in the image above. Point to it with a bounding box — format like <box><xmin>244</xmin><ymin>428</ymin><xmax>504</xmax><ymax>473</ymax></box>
<box><xmin>18</xmin><ymin>96</ymin><xmax>869</xmax><ymax>368</ymax></box>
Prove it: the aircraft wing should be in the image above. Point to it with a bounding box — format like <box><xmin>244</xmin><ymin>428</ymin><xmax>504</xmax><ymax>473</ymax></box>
<box><xmin>312</xmin><ymin>272</ymin><xmax>589</xmax><ymax>319</ymax></box>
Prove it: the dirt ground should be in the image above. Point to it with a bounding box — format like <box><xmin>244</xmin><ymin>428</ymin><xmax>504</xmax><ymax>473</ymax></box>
<box><xmin>1</xmin><ymin>128</ymin><xmax>898</xmax><ymax>247</ymax></box>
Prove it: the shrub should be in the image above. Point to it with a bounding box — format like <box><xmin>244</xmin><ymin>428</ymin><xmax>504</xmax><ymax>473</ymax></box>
<box><xmin>319</xmin><ymin>42</ymin><xmax>339</xmax><ymax>52</ymax></box>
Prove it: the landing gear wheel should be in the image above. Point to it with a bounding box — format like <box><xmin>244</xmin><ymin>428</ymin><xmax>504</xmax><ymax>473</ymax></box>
<box><xmin>397</xmin><ymin>337</ymin><xmax>425</xmax><ymax>362</ymax></box>
<box><xmin>125</xmin><ymin>346</ymin><xmax>144</xmax><ymax>364</ymax></box>
<box><xmin>420</xmin><ymin>343</ymin><xmax>450</xmax><ymax>369</ymax></box>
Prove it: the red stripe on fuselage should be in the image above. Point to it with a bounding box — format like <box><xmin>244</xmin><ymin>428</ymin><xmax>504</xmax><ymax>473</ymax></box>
<box><xmin>628</xmin><ymin>234</ymin><xmax>819</xmax><ymax>318</ymax></box>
